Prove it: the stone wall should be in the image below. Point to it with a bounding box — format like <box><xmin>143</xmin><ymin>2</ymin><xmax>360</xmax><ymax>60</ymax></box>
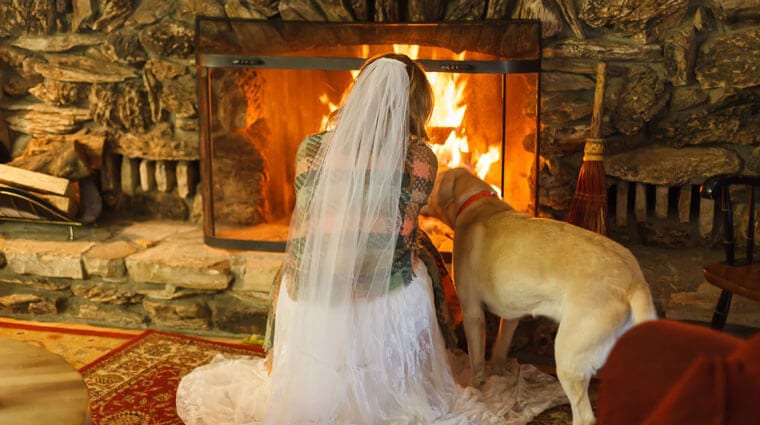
<box><xmin>1</xmin><ymin>0</ymin><xmax>759</xmax><ymax>237</ymax></box>
<box><xmin>536</xmin><ymin>0</ymin><xmax>760</xmax><ymax>247</ymax></box>
<box><xmin>0</xmin><ymin>220</ymin><xmax>282</xmax><ymax>337</ymax></box>
<box><xmin>1</xmin><ymin>0</ymin><xmax>760</xmax><ymax>335</ymax></box>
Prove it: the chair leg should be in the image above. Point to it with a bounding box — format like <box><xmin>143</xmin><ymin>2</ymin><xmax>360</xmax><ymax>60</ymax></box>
<box><xmin>710</xmin><ymin>289</ymin><xmax>733</xmax><ymax>330</ymax></box>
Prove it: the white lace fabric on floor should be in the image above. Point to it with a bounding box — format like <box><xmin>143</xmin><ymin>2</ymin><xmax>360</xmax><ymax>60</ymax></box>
<box><xmin>176</xmin><ymin>266</ymin><xmax>568</xmax><ymax>425</ymax></box>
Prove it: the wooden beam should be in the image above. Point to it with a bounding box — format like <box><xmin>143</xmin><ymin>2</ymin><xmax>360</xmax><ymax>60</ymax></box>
<box><xmin>120</xmin><ymin>156</ymin><xmax>139</xmax><ymax>196</ymax></box>
<box><xmin>635</xmin><ymin>183</ymin><xmax>647</xmax><ymax>222</ymax></box>
<box><xmin>699</xmin><ymin>197</ymin><xmax>714</xmax><ymax>238</ymax></box>
<box><xmin>139</xmin><ymin>159</ymin><xmax>155</xmax><ymax>192</ymax></box>
<box><xmin>655</xmin><ymin>185</ymin><xmax>669</xmax><ymax>219</ymax></box>
<box><xmin>678</xmin><ymin>186</ymin><xmax>691</xmax><ymax>223</ymax></box>
<box><xmin>155</xmin><ymin>161</ymin><xmax>175</xmax><ymax>193</ymax></box>
<box><xmin>615</xmin><ymin>180</ymin><xmax>628</xmax><ymax>227</ymax></box>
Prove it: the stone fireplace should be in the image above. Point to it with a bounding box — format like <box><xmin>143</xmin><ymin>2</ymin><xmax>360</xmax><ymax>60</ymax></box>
<box><xmin>195</xmin><ymin>18</ymin><xmax>541</xmax><ymax>251</ymax></box>
<box><xmin>0</xmin><ymin>0</ymin><xmax>760</xmax><ymax>336</ymax></box>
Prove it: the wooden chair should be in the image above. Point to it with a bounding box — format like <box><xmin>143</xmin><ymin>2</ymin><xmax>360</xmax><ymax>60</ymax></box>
<box><xmin>700</xmin><ymin>174</ymin><xmax>760</xmax><ymax>330</ymax></box>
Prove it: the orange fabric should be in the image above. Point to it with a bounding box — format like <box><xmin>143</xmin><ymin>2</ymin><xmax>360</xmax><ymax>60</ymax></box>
<box><xmin>441</xmin><ymin>269</ymin><xmax>462</xmax><ymax>327</ymax></box>
<box><xmin>598</xmin><ymin>319</ymin><xmax>760</xmax><ymax>425</ymax></box>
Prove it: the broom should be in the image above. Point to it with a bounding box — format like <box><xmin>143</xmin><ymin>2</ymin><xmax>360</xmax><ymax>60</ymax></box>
<box><xmin>566</xmin><ymin>61</ymin><xmax>608</xmax><ymax>234</ymax></box>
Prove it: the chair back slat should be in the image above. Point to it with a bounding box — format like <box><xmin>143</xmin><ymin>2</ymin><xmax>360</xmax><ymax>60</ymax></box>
<box><xmin>722</xmin><ymin>185</ymin><xmax>736</xmax><ymax>265</ymax></box>
<box><xmin>699</xmin><ymin>174</ymin><xmax>760</xmax><ymax>267</ymax></box>
<box><xmin>748</xmin><ymin>186</ymin><xmax>755</xmax><ymax>263</ymax></box>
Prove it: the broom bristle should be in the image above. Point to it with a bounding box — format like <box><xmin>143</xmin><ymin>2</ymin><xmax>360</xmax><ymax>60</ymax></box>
<box><xmin>566</xmin><ymin>160</ymin><xmax>608</xmax><ymax>235</ymax></box>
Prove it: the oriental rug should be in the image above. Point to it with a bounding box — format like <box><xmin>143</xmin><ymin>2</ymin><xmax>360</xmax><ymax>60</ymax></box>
<box><xmin>79</xmin><ymin>329</ymin><xmax>263</xmax><ymax>425</ymax></box>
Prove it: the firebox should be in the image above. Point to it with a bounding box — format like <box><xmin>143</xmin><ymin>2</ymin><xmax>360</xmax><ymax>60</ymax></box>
<box><xmin>196</xmin><ymin>18</ymin><xmax>541</xmax><ymax>251</ymax></box>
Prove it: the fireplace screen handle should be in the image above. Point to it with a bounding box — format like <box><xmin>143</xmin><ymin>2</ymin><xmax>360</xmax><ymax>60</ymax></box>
<box><xmin>231</xmin><ymin>57</ymin><xmax>265</xmax><ymax>66</ymax></box>
<box><xmin>438</xmin><ymin>63</ymin><xmax>474</xmax><ymax>72</ymax></box>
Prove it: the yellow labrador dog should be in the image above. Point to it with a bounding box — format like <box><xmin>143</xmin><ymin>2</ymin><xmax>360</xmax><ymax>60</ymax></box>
<box><xmin>421</xmin><ymin>168</ymin><xmax>657</xmax><ymax>425</ymax></box>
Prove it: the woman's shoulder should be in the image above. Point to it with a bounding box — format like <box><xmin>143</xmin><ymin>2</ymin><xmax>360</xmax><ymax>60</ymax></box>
<box><xmin>408</xmin><ymin>137</ymin><xmax>437</xmax><ymax>164</ymax></box>
<box><xmin>302</xmin><ymin>131</ymin><xmax>326</xmax><ymax>146</ymax></box>
<box><xmin>297</xmin><ymin>131</ymin><xmax>327</xmax><ymax>158</ymax></box>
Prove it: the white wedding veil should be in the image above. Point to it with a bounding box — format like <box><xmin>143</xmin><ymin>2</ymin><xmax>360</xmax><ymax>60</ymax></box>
<box><xmin>266</xmin><ymin>56</ymin><xmax>427</xmax><ymax>424</ymax></box>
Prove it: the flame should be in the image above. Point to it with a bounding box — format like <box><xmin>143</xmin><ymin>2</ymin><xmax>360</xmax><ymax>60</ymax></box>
<box><xmin>318</xmin><ymin>45</ymin><xmax>502</xmax><ymax>194</ymax></box>
<box><xmin>318</xmin><ymin>93</ymin><xmax>339</xmax><ymax>132</ymax></box>
<box><xmin>425</xmin><ymin>59</ymin><xmax>500</xmax><ymax>192</ymax></box>
<box><xmin>475</xmin><ymin>146</ymin><xmax>500</xmax><ymax>180</ymax></box>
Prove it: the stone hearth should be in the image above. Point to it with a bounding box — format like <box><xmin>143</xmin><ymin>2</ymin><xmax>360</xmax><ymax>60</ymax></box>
<box><xmin>1</xmin><ymin>219</ymin><xmax>759</xmax><ymax>339</ymax></box>
<box><xmin>0</xmin><ymin>219</ymin><xmax>281</xmax><ymax>338</ymax></box>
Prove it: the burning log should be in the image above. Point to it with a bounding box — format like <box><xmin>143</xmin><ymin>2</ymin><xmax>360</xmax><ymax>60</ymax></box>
<box><xmin>428</xmin><ymin>126</ymin><xmax>457</xmax><ymax>145</ymax></box>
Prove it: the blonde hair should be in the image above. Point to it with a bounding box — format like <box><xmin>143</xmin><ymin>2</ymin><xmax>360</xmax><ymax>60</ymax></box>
<box><xmin>332</xmin><ymin>53</ymin><xmax>434</xmax><ymax>140</ymax></box>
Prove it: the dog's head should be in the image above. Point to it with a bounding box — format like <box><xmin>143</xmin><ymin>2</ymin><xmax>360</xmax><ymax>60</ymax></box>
<box><xmin>421</xmin><ymin>167</ymin><xmax>486</xmax><ymax>228</ymax></box>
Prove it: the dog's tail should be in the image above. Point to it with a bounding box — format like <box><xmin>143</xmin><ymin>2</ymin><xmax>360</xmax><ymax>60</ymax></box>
<box><xmin>629</xmin><ymin>283</ymin><xmax>658</xmax><ymax>324</ymax></box>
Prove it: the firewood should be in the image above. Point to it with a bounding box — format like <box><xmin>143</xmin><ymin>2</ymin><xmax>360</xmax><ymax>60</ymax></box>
<box><xmin>0</xmin><ymin>183</ymin><xmax>79</xmax><ymax>217</ymax></box>
<box><xmin>0</xmin><ymin>164</ymin><xmax>74</xmax><ymax>196</ymax></box>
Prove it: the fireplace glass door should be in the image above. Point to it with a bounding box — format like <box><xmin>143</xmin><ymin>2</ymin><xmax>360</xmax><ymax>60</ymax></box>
<box><xmin>196</xmin><ymin>18</ymin><xmax>541</xmax><ymax>251</ymax></box>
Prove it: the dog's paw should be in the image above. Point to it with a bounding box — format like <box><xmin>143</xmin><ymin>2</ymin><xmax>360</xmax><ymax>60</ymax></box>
<box><xmin>486</xmin><ymin>361</ymin><xmax>507</xmax><ymax>377</ymax></box>
<box><xmin>486</xmin><ymin>357</ymin><xmax>521</xmax><ymax>379</ymax></box>
<box><xmin>468</xmin><ymin>370</ymin><xmax>487</xmax><ymax>388</ymax></box>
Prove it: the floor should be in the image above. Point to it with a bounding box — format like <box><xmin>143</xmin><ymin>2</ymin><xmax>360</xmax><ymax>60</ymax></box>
<box><xmin>628</xmin><ymin>241</ymin><xmax>760</xmax><ymax>330</ymax></box>
<box><xmin>0</xmin><ymin>316</ymin><xmax>576</xmax><ymax>424</ymax></box>
<box><xmin>2</xmin><ymin>218</ymin><xmax>759</xmax><ymax>425</ymax></box>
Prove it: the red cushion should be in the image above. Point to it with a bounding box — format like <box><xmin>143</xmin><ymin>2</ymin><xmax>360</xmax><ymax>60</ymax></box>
<box><xmin>597</xmin><ymin>320</ymin><xmax>749</xmax><ymax>425</ymax></box>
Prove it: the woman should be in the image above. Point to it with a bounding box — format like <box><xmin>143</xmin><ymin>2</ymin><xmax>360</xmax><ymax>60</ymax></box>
<box><xmin>176</xmin><ymin>53</ymin><xmax>564</xmax><ymax>425</ymax></box>
<box><xmin>269</xmin><ymin>52</ymin><xmax>455</xmax><ymax>424</ymax></box>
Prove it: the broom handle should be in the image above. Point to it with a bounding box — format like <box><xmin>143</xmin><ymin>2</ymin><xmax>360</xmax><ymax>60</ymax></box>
<box><xmin>589</xmin><ymin>62</ymin><xmax>607</xmax><ymax>139</ymax></box>
<box><xmin>584</xmin><ymin>62</ymin><xmax>607</xmax><ymax>161</ymax></box>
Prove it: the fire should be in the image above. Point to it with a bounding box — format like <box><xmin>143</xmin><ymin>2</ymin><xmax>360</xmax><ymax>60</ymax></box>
<box><xmin>314</xmin><ymin>45</ymin><xmax>504</xmax><ymax>198</ymax></box>
<box><xmin>394</xmin><ymin>45</ymin><xmax>499</xmax><ymax>191</ymax></box>
<box><xmin>318</xmin><ymin>93</ymin><xmax>339</xmax><ymax>132</ymax></box>
<box><xmin>318</xmin><ymin>44</ymin><xmax>501</xmax><ymax>193</ymax></box>
<box><xmin>427</xmin><ymin>70</ymin><xmax>469</xmax><ymax>168</ymax></box>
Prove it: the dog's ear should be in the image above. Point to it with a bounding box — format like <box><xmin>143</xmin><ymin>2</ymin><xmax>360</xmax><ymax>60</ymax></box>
<box><xmin>421</xmin><ymin>172</ymin><xmax>445</xmax><ymax>216</ymax></box>
<box><xmin>425</xmin><ymin>169</ymin><xmax>460</xmax><ymax>227</ymax></box>
<box><xmin>439</xmin><ymin>169</ymin><xmax>458</xmax><ymax>205</ymax></box>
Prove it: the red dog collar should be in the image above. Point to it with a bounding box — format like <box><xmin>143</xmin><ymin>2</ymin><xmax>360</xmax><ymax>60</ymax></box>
<box><xmin>456</xmin><ymin>190</ymin><xmax>499</xmax><ymax>218</ymax></box>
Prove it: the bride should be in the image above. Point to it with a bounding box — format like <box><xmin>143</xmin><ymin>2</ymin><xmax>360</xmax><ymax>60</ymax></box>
<box><xmin>176</xmin><ymin>53</ymin><xmax>565</xmax><ymax>425</ymax></box>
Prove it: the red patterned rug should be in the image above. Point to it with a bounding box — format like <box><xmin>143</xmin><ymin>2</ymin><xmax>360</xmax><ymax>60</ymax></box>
<box><xmin>79</xmin><ymin>330</ymin><xmax>263</xmax><ymax>425</ymax></box>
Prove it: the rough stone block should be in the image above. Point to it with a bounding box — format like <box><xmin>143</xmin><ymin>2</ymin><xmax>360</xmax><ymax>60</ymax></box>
<box><xmin>232</xmin><ymin>251</ymin><xmax>284</xmax><ymax>294</ymax></box>
<box><xmin>3</xmin><ymin>239</ymin><xmax>94</xmax><ymax>279</ymax></box>
<box><xmin>75</xmin><ymin>302</ymin><xmax>147</xmax><ymax>327</ymax></box>
<box><xmin>116</xmin><ymin>221</ymin><xmax>198</xmax><ymax>247</ymax></box>
<box><xmin>0</xmin><ymin>293</ymin><xmax>42</xmax><ymax>313</ymax></box>
<box><xmin>209</xmin><ymin>296</ymin><xmax>268</xmax><ymax>335</ymax></box>
<box><xmin>126</xmin><ymin>242</ymin><xmax>232</xmax><ymax>289</ymax></box>
<box><xmin>83</xmin><ymin>240</ymin><xmax>139</xmax><ymax>278</ymax></box>
<box><xmin>143</xmin><ymin>298</ymin><xmax>211</xmax><ymax>330</ymax></box>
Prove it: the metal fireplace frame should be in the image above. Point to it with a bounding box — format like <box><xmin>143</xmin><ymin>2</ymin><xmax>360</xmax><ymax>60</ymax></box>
<box><xmin>196</xmin><ymin>17</ymin><xmax>542</xmax><ymax>251</ymax></box>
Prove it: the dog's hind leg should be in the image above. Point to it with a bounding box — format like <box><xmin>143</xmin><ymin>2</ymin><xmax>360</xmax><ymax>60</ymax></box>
<box><xmin>554</xmin><ymin>307</ymin><xmax>628</xmax><ymax>425</ymax></box>
<box><xmin>462</xmin><ymin>304</ymin><xmax>487</xmax><ymax>387</ymax></box>
<box><xmin>490</xmin><ymin>317</ymin><xmax>518</xmax><ymax>368</ymax></box>
<box><xmin>554</xmin><ymin>329</ymin><xmax>596</xmax><ymax>425</ymax></box>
